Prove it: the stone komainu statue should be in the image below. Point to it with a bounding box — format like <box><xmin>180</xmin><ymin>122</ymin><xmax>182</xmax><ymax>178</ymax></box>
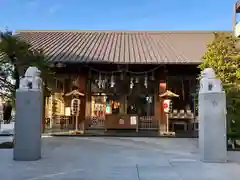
<box><xmin>200</xmin><ymin>68</ymin><xmax>222</xmax><ymax>93</ymax></box>
<box><xmin>19</xmin><ymin>66</ymin><xmax>42</xmax><ymax>91</ymax></box>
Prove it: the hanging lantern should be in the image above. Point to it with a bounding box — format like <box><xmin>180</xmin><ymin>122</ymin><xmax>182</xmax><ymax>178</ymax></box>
<box><xmin>144</xmin><ymin>74</ymin><xmax>148</xmax><ymax>88</ymax></box>
<box><xmin>71</xmin><ymin>98</ymin><xmax>81</xmax><ymax>116</ymax></box>
<box><xmin>110</xmin><ymin>74</ymin><xmax>115</xmax><ymax>88</ymax></box>
<box><xmin>159</xmin><ymin>82</ymin><xmax>167</xmax><ymax>90</ymax></box>
<box><xmin>130</xmin><ymin>77</ymin><xmax>134</xmax><ymax>89</ymax></box>
<box><xmin>70</xmin><ymin>98</ymin><xmax>81</xmax><ymax>131</ymax></box>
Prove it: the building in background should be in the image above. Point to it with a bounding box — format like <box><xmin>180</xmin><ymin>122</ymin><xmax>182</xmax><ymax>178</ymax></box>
<box><xmin>233</xmin><ymin>0</ymin><xmax>240</xmax><ymax>36</ymax></box>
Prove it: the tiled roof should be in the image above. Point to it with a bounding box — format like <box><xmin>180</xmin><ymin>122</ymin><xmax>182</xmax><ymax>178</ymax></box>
<box><xmin>16</xmin><ymin>30</ymin><xmax>220</xmax><ymax>64</ymax></box>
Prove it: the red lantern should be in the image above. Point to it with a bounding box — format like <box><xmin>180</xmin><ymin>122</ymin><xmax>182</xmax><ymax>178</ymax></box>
<box><xmin>163</xmin><ymin>99</ymin><xmax>171</xmax><ymax>113</ymax></box>
<box><xmin>159</xmin><ymin>82</ymin><xmax>166</xmax><ymax>90</ymax></box>
<box><xmin>163</xmin><ymin>102</ymin><xmax>168</xmax><ymax>109</ymax></box>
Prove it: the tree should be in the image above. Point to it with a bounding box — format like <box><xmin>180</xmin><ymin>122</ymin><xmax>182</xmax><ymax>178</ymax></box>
<box><xmin>200</xmin><ymin>32</ymin><xmax>240</xmax><ymax>148</ymax></box>
<box><xmin>0</xmin><ymin>30</ymin><xmax>53</xmax><ymax>122</ymax></box>
<box><xmin>200</xmin><ymin>32</ymin><xmax>239</xmax><ymax>84</ymax></box>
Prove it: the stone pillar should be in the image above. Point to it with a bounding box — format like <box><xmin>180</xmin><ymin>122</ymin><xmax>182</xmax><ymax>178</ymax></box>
<box><xmin>199</xmin><ymin>68</ymin><xmax>227</xmax><ymax>163</ymax></box>
<box><xmin>13</xmin><ymin>66</ymin><xmax>43</xmax><ymax>161</ymax></box>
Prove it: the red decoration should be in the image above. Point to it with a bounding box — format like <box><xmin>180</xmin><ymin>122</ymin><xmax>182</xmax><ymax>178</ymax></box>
<box><xmin>163</xmin><ymin>103</ymin><xmax>168</xmax><ymax>109</ymax></box>
<box><xmin>163</xmin><ymin>99</ymin><xmax>171</xmax><ymax>113</ymax></box>
<box><xmin>159</xmin><ymin>82</ymin><xmax>166</xmax><ymax>90</ymax></box>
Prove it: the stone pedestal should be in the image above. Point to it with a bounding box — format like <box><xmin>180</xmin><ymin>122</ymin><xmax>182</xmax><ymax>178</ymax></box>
<box><xmin>198</xmin><ymin>68</ymin><xmax>227</xmax><ymax>163</ymax></box>
<box><xmin>199</xmin><ymin>92</ymin><xmax>227</xmax><ymax>162</ymax></box>
<box><xmin>13</xmin><ymin>90</ymin><xmax>42</xmax><ymax>161</ymax></box>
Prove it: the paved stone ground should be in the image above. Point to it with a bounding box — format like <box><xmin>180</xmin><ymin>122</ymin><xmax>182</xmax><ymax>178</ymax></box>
<box><xmin>0</xmin><ymin>122</ymin><xmax>14</xmax><ymax>135</ymax></box>
<box><xmin>1</xmin><ymin>137</ymin><xmax>240</xmax><ymax>180</ymax></box>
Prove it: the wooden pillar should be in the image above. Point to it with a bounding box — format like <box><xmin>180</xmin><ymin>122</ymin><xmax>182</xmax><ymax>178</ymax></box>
<box><xmin>42</xmin><ymin>96</ymin><xmax>46</xmax><ymax>133</ymax></box>
<box><xmin>154</xmin><ymin>87</ymin><xmax>160</xmax><ymax>131</ymax></box>
<box><xmin>120</xmin><ymin>72</ymin><xmax>127</xmax><ymax>114</ymax></box>
<box><xmin>77</xmin><ymin>74</ymin><xmax>86</xmax><ymax>132</ymax></box>
<box><xmin>85</xmin><ymin>70</ymin><xmax>92</xmax><ymax>130</ymax></box>
<box><xmin>120</xmin><ymin>96</ymin><xmax>126</xmax><ymax>114</ymax></box>
<box><xmin>158</xmin><ymin>81</ymin><xmax>167</xmax><ymax>133</ymax></box>
<box><xmin>154</xmin><ymin>73</ymin><xmax>167</xmax><ymax>134</ymax></box>
<box><xmin>158</xmin><ymin>68</ymin><xmax>168</xmax><ymax>133</ymax></box>
<box><xmin>52</xmin><ymin>93</ymin><xmax>56</xmax><ymax>129</ymax></box>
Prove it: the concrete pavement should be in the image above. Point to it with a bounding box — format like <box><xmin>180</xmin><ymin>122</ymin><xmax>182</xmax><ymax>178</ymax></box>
<box><xmin>0</xmin><ymin>137</ymin><xmax>240</xmax><ymax>180</ymax></box>
<box><xmin>0</xmin><ymin>122</ymin><xmax>14</xmax><ymax>135</ymax></box>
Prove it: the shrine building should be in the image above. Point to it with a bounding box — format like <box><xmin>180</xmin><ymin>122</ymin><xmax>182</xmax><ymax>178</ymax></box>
<box><xmin>17</xmin><ymin>30</ymin><xmax>229</xmax><ymax>136</ymax></box>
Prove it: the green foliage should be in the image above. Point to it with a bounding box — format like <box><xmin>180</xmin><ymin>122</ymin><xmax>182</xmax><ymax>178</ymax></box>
<box><xmin>0</xmin><ymin>31</ymin><xmax>54</xmax><ymax>102</ymax></box>
<box><xmin>199</xmin><ymin>32</ymin><xmax>240</xmax><ymax>139</ymax></box>
<box><xmin>200</xmin><ymin>32</ymin><xmax>239</xmax><ymax>84</ymax></box>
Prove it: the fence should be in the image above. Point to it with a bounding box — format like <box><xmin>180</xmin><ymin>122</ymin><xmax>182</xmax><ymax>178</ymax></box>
<box><xmin>44</xmin><ymin>115</ymin><xmax>160</xmax><ymax>133</ymax></box>
<box><xmin>138</xmin><ymin>116</ymin><xmax>159</xmax><ymax>130</ymax></box>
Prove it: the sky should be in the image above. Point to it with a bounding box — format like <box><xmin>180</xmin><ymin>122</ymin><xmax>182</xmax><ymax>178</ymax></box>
<box><xmin>0</xmin><ymin>0</ymin><xmax>238</xmax><ymax>31</ymax></box>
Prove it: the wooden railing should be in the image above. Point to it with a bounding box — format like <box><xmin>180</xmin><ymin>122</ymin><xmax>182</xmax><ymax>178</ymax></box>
<box><xmin>85</xmin><ymin>116</ymin><xmax>105</xmax><ymax>129</ymax></box>
<box><xmin>138</xmin><ymin>116</ymin><xmax>159</xmax><ymax>130</ymax></box>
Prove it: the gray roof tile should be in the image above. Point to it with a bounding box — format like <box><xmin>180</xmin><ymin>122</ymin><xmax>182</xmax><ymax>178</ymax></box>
<box><xmin>16</xmin><ymin>30</ymin><xmax>227</xmax><ymax>64</ymax></box>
